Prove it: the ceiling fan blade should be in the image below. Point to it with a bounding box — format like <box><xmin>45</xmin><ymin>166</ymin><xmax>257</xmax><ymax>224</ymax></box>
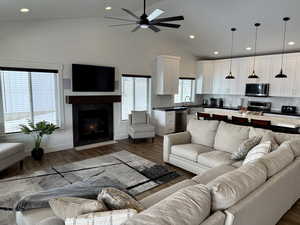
<box><xmin>110</xmin><ymin>23</ymin><xmax>137</xmax><ymax>27</ymax></box>
<box><xmin>153</xmin><ymin>23</ymin><xmax>181</xmax><ymax>28</ymax></box>
<box><xmin>104</xmin><ymin>16</ymin><xmax>137</xmax><ymax>22</ymax></box>
<box><xmin>147</xmin><ymin>9</ymin><xmax>165</xmax><ymax>21</ymax></box>
<box><xmin>152</xmin><ymin>16</ymin><xmax>184</xmax><ymax>23</ymax></box>
<box><xmin>122</xmin><ymin>8</ymin><xmax>140</xmax><ymax>19</ymax></box>
<box><xmin>132</xmin><ymin>25</ymin><xmax>141</xmax><ymax>32</ymax></box>
<box><xmin>149</xmin><ymin>25</ymin><xmax>160</xmax><ymax>33</ymax></box>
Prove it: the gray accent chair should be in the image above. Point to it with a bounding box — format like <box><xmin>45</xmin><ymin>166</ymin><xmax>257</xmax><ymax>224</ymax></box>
<box><xmin>128</xmin><ymin>111</ymin><xmax>155</xmax><ymax>143</ymax></box>
<box><xmin>0</xmin><ymin>143</ymin><xmax>25</xmax><ymax>171</ymax></box>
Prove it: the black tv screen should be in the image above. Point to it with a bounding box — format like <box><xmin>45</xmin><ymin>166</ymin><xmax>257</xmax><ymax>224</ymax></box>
<box><xmin>72</xmin><ymin>64</ymin><xmax>115</xmax><ymax>92</ymax></box>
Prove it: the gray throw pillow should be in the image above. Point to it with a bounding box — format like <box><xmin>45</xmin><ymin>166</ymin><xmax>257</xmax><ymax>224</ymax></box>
<box><xmin>49</xmin><ymin>197</ymin><xmax>107</xmax><ymax>220</ymax></box>
<box><xmin>231</xmin><ymin>136</ymin><xmax>262</xmax><ymax>160</ymax></box>
<box><xmin>98</xmin><ymin>188</ymin><xmax>144</xmax><ymax>212</ymax></box>
<box><xmin>260</xmin><ymin>132</ymin><xmax>279</xmax><ymax>151</ymax></box>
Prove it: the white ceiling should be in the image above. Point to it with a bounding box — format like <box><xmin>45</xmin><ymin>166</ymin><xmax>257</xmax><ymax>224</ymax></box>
<box><xmin>1</xmin><ymin>0</ymin><xmax>300</xmax><ymax>58</ymax></box>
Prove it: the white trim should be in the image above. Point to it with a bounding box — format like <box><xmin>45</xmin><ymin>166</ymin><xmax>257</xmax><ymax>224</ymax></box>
<box><xmin>75</xmin><ymin>140</ymin><xmax>117</xmax><ymax>151</ymax></box>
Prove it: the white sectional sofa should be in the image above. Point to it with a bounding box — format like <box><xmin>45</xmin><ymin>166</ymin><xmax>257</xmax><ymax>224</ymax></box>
<box><xmin>16</xmin><ymin>119</ymin><xmax>300</xmax><ymax>225</ymax></box>
<box><xmin>0</xmin><ymin>142</ymin><xmax>25</xmax><ymax>171</ymax></box>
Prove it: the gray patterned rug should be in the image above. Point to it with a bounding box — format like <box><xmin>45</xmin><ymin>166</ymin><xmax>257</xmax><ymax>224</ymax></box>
<box><xmin>0</xmin><ymin>150</ymin><xmax>179</xmax><ymax>225</ymax></box>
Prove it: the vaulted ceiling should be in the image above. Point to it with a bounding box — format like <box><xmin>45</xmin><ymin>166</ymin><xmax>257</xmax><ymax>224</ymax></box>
<box><xmin>1</xmin><ymin>0</ymin><xmax>300</xmax><ymax>58</ymax></box>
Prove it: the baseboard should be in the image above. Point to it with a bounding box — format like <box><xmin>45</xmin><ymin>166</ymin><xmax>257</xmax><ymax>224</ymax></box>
<box><xmin>74</xmin><ymin>140</ymin><xmax>117</xmax><ymax>151</ymax></box>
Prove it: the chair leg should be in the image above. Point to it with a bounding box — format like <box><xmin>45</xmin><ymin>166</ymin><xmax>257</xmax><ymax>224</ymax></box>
<box><xmin>20</xmin><ymin>160</ymin><xmax>24</xmax><ymax>170</ymax></box>
<box><xmin>152</xmin><ymin>138</ymin><xmax>154</xmax><ymax>143</ymax></box>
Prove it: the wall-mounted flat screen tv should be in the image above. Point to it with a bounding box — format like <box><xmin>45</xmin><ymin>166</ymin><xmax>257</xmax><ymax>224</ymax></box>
<box><xmin>72</xmin><ymin>64</ymin><xmax>115</xmax><ymax>92</ymax></box>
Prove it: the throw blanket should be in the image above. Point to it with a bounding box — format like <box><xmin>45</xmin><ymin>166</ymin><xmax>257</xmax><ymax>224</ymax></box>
<box><xmin>15</xmin><ymin>176</ymin><xmax>126</xmax><ymax>211</ymax></box>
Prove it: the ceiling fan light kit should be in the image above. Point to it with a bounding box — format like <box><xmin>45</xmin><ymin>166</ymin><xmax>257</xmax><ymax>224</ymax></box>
<box><xmin>248</xmin><ymin>23</ymin><xmax>261</xmax><ymax>79</ymax></box>
<box><xmin>225</xmin><ymin>28</ymin><xmax>236</xmax><ymax>80</ymax></box>
<box><xmin>275</xmin><ymin>17</ymin><xmax>290</xmax><ymax>78</ymax></box>
<box><xmin>106</xmin><ymin>0</ymin><xmax>184</xmax><ymax>32</ymax></box>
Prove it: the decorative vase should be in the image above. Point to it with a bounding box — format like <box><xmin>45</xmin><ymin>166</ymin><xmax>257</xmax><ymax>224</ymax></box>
<box><xmin>31</xmin><ymin>148</ymin><xmax>44</xmax><ymax>160</ymax></box>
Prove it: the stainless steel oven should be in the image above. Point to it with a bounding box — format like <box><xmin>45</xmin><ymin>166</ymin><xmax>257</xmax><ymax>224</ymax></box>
<box><xmin>245</xmin><ymin>83</ymin><xmax>269</xmax><ymax>97</ymax></box>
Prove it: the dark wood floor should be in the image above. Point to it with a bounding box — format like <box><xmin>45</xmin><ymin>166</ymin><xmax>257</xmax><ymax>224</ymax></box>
<box><xmin>0</xmin><ymin>137</ymin><xmax>299</xmax><ymax>224</ymax></box>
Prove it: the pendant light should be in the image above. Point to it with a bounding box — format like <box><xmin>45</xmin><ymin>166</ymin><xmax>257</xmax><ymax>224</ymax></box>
<box><xmin>275</xmin><ymin>17</ymin><xmax>290</xmax><ymax>78</ymax></box>
<box><xmin>225</xmin><ymin>28</ymin><xmax>236</xmax><ymax>79</ymax></box>
<box><xmin>248</xmin><ymin>23</ymin><xmax>261</xmax><ymax>79</ymax></box>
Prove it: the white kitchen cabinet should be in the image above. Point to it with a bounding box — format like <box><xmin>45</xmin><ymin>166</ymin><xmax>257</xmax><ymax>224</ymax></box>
<box><xmin>156</xmin><ymin>55</ymin><xmax>181</xmax><ymax>95</ymax></box>
<box><xmin>153</xmin><ymin>110</ymin><xmax>176</xmax><ymax>136</ymax></box>
<box><xmin>254</xmin><ymin>55</ymin><xmax>272</xmax><ymax>83</ymax></box>
<box><xmin>238</xmin><ymin>57</ymin><xmax>255</xmax><ymax>94</ymax></box>
<box><xmin>196</xmin><ymin>61</ymin><xmax>214</xmax><ymax>94</ymax></box>
<box><xmin>269</xmin><ymin>54</ymin><xmax>297</xmax><ymax>97</ymax></box>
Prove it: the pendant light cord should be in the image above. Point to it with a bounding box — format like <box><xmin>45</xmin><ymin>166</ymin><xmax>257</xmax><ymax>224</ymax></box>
<box><xmin>280</xmin><ymin>18</ymin><xmax>288</xmax><ymax>71</ymax></box>
<box><xmin>253</xmin><ymin>24</ymin><xmax>259</xmax><ymax>72</ymax></box>
<box><xmin>144</xmin><ymin>0</ymin><xmax>146</xmax><ymax>14</ymax></box>
<box><xmin>229</xmin><ymin>28</ymin><xmax>236</xmax><ymax>74</ymax></box>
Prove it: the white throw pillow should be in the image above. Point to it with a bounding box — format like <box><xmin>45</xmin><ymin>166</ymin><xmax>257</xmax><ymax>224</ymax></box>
<box><xmin>243</xmin><ymin>141</ymin><xmax>272</xmax><ymax>165</ymax></box>
<box><xmin>65</xmin><ymin>209</ymin><xmax>137</xmax><ymax>225</ymax></box>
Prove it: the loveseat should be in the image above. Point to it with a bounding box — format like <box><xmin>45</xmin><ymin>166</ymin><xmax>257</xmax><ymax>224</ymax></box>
<box><xmin>16</xmin><ymin>119</ymin><xmax>300</xmax><ymax>225</ymax></box>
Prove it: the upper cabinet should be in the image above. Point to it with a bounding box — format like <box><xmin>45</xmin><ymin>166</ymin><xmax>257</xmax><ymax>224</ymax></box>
<box><xmin>156</xmin><ymin>55</ymin><xmax>181</xmax><ymax>95</ymax></box>
<box><xmin>196</xmin><ymin>52</ymin><xmax>300</xmax><ymax>98</ymax></box>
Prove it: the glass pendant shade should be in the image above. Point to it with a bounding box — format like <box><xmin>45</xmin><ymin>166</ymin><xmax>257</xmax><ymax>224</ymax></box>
<box><xmin>248</xmin><ymin>23</ymin><xmax>261</xmax><ymax>79</ymax></box>
<box><xmin>225</xmin><ymin>28</ymin><xmax>236</xmax><ymax>79</ymax></box>
<box><xmin>275</xmin><ymin>17</ymin><xmax>290</xmax><ymax>78</ymax></box>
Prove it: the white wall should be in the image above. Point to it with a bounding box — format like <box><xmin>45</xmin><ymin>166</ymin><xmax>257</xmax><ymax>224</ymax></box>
<box><xmin>0</xmin><ymin>17</ymin><xmax>196</xmax><ymax>153</ymax></box>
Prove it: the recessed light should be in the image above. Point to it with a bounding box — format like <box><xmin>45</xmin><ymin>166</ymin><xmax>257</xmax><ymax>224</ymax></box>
<box><xmin>288</xmin><ymin>41</ymin><xmax>295</xmax><ymax>46</ymax></box>
<box><xmin>213</xmin><ymin>51</ymin><xmax>219</xmax><ymax>55</ymax></box>
<box><xmin>20</xmin><ymin>8</ymin><xmax>30</xmax><ymax>13</ymax></box>
<box><xmin>105</xmin><ymin>6</ymin><xmax>112</xmax><ymax>11</ymax></box>
<box><xmin>189</xmin><ymin>35</ymin><xmax>195</xmax><ymax>39</ymax></box>
<box><xmin>246</xmin><ymin>47</ymin><xmax>252</xmax><ymax>51</ymax></box>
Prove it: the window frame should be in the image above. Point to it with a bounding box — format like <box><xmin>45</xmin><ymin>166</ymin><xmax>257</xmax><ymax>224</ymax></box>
<box><xmin>0</xmin><ymin>65</ymin><xmax>64</xmax><ymax>135</ymax></box>
<box><xmin>174</xmin><ymin>77</ymin><xmax>196</xmax><ymax>104</ymax></box>
<box><xmin>121</xmin><ymin>74</ymin><xmax>151</xmax><ymax>121</ymax></box>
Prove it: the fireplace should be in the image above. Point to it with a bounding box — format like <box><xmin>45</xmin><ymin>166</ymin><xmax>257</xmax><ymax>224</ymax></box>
<box><xmin>72</xmin><ymin>103</ymin><xmax>113</xmax><ymax>147</ymax></box>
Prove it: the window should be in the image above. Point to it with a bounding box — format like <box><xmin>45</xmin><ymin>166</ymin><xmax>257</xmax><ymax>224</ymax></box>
<box><xmin>121</xmin><ymin>75</ymin><xmax>151</xmax><ymax>120</ymax></box>
<box><xmin>0</xmin><ymin>67</ymin><xmax>61</xmax><ymax>133</ymax></box>
<box><xmin>174</xmin><ymin>78</ymin><xmax>196</xmax><ymax>103</ymax></box>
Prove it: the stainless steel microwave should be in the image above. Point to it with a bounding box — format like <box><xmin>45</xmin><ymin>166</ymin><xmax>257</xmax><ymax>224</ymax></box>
<box><xmin>245</xmin><ymin>83</ymin><xmax>269</xmax><ymax>97</ymax></box>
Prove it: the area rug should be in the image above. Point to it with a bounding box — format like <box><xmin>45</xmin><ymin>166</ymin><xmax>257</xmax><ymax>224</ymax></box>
<box><xmin>0</xmin><ymin>150</ymin><xmax>179</xmax><ymax>225</ymax></box>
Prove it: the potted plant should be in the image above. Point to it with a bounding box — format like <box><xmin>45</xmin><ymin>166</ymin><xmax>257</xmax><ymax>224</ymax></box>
<box><xmin>20</xmin><ymin>121</ymin><xmax>58</xmax><ymax>160</ymax></box>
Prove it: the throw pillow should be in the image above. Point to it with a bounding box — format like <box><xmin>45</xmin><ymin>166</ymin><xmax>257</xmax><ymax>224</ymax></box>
<box><xmin>260</xmin><ymin>132</ymin><xmax>279</xmax><ymax>151</ymax></box>
<box><xmin>231</xmin><ymin>136</ymin><xmax>262</xmax><ymax>160</ymax></box>
<box><xmin>243</xmin><ymin>141</ymin><xmax>272</xmax><ymax>165</ymax></box>
<box><xmin>98</xmin><ymin>188</ymin><xmax>144</xmax><ymax>212</ymax></box>
<box><xmin>65</xmin><ymin>209</ymin><xmax>137</xmax><ymax>225</ymax></box>
<box><xmin>49</xmin><ymin>197</ymin><xmax>107</xmax><ymax>220</ymax></box>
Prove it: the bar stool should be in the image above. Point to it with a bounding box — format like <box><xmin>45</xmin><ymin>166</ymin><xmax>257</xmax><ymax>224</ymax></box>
<box><xmin>232</xmin><ymin>116</ymin><xmax>249</xmax><ymax>125</ymax></box>
<box><xmin>197</xmin><ymin>112</ymin><xmax>211</xmax><ymax>120</ymax></box>
<box><xmin>250</xmin><ymin>119</ymin><xmax>271</xmax><ymax>129</ymax></box>
<box><xmin>212</xmin><ymin>114</ymin><xmax>228</xmax><ymax>122</ymax></box>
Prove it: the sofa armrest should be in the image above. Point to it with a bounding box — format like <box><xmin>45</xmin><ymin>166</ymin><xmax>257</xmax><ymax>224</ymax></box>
<box><xmin>201</xmin><ymin>211</ymin><xmax>226</xmax><ymax>225</ymax></box>
<box><xmin>163</xmin><ymin>132</ymin><xmax>191</xmax><ymax>162</ymax></box>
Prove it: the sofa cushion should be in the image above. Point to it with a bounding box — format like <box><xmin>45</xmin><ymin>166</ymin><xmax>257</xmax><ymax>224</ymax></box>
<box><xmin>274</xmin><ymin>132</ymin><xmax>300</xmax><ymax>144</ymax></box>
<box><xmin>187</xmin><ymin>119</ymin><xmax>220</xmax><ymax>147</ymax></box>
<box><xmin>37</xmin><ymin>217</ymin><xmax>64</xmax><ymax>225</ymax></box>
<box><xmin>16</xmin><ymin>208</ymin><xmax>56</xmax><ymax>225</ymax></box>
<box><xmin>287</xmin><ymin>139</ymin><xmax>300</xmax><ymax>157</ymax></box>
<box><xmin>214</xmin><ymin>122</ymin><xmax>250</xmax><ymax>153</ymax></box>
<box><xmin>249</xmin><ymin>127</ymin><xmax>269</xmax><ymax>138</ymax></box>
<box><xmin>260</xmin><ymin>142</ymin><xmax>295</xmax><ymax>178</ymax></box>
<box><xmin>192</xmin><ymin>165</ymin><xmax>236</xmax><ymax>184</ymax></box>
<box><xmin>128</xmin><ymin>124</ymin><xmax>155</xmax><ymax>133</ymax></box>
<box><xmin>98</xmin><ymin>188</ymin><xmax>144</xmax><ymax>212</ymax></box>
<box><xmin>231</xmin><ymin>136</ymin><xmax>262</xmax><ymax>160</ymax></box>
<box><xmin>131</xmin><ymin>111</ymin><xmax>147</xmax><ymax>124</ymax></box>
<box><xmin>65</xmin><ymin>209</ymin><xmax>137</xmax><ymax>225</ymax></box>
<box><xmin>140</xmin><ymin>179</ymin><xmax>197</xmax><ymax>208</ymax></box>
<box><xmin>243</xmin><ymin>141</ymin><xmax>272</xmax><ymax>165</ymax></box>
<box><xmin>171</xmin><ymin>144</ymin><xmax>212</xmax><ymax>162</ymax></box>
<box><xmin>260</xmin><ymin>132</ymin><xmax>279</xmax><ymax>151</ymax></box>
<box><xmin>206</xmin><ymin>161</ymin><xmax>267</xmax><ymax>211</ymax></box>
<box><xmin>231</xmin><ymin>161</ymin><xmax>243</xmax><ymax>168</ymax></box>
<box><xmin>197</xmin><ymin>151</ymin><xmax>234</xmax><ymax>168</ymax></box>
<box><xmin>124</xmin><ymin>184</ymin><xmax>211</xmax><ymax>225</ymax></box>
<box><xmin>49</xmin><ymin>197</ymin><xmax>107</xmax><ymax>220</ymax></box>
<box><xmin>0</xmin><ymin>143</ymin><xmax>24</xmax><ymax>158</ymax></box>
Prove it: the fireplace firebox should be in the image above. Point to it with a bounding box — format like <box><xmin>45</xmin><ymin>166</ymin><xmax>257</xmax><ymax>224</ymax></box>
<box><xmin>73</xmin><ymin>103</ymin><xmax>113</xmax><ymax>147</ymax></box>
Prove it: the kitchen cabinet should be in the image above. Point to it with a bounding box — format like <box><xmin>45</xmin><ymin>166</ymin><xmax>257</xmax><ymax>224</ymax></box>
<box><xmin>153</xmin><ymin>110</ymin><xmax>176</xmax><ymax>136</ymax></box>
<box><xmin>156</xmin><ymin>55</ymin><xmax>181</xmax><ymax>95</ymax></box>
<box><xmin>196</xmin><ymin>61</ymin><xmax>214</xmax><ymax>94</ymax></box>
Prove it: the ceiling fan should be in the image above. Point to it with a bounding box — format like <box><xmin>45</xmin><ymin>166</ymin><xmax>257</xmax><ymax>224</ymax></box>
<box><xmin>105</xmin><ymin>0</ymin><xmax>184</xmax><ymax>32</ymax></box>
